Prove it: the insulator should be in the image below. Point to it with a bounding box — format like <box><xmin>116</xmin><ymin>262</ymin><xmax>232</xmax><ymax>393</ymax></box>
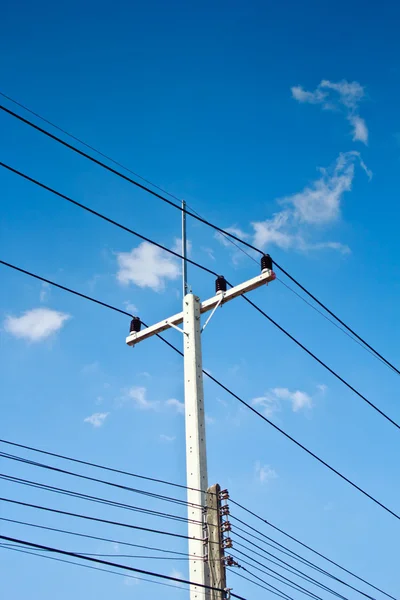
<box><xmin>220</xmin><ymin>505</ymin><xmax>230</xmax><ymax>516</ymax></box>
<box><xmin>219</xmin><ymin>489</ymin><xmax>229</xmax><ymax>500</ymax></box>
<box><xmin>221</xmin><ymin>521</ymin><xmax>232</xmax><ymax>533</ymax></box>
<box><xmin>261</xmin><ymin>254</ymin><xmax>273</xmax><ymax>272</ymax></box>
<box><xmin>215</xmin><ymin>276</ymin><xmax>227</xmax><ymax>295</ymax></box>
<box><xmin>130</xmin><ymin>317</ymin><xmax>141</xmax><ymax>334</ymax></box>
<box><xmin>222</xmin><ymin>537</ymin><xmax>233</xmax><ymax>549</ymax></box>
<box><xmin>224</xmin><ymin>556</ymin><xmax>238</xmax><ymax>567</ymax></box>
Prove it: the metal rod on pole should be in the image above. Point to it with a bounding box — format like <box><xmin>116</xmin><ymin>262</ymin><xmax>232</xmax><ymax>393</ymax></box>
<box><xmin>182</xmin><ymin>199</ymin><xmax>188</xmax><ymax>298</ymax></box>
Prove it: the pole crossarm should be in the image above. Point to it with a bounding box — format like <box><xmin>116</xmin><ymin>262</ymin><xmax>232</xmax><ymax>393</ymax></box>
<box><xmin>126</xmin><ymin>269</ymin><xmax>275</xmax><ymax>347</ymax></box>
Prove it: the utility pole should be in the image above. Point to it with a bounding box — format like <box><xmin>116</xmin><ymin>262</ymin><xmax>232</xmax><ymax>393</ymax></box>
<box><xmin>206</xmin><ymin>484</ymin><xmax>226</xmax><ymax>600</ymax></box>
<box><xmin>126</xmin><ymin>255</ymin><xmax>275</xmax><ymax>599</ymax></box>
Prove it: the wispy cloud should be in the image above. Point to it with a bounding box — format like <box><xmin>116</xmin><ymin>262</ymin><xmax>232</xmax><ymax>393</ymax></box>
<box><xmin>81</xmin><ymin>362</ymin><xmax>100</xmax><ymax>375</ymax></box>
<box><xmin>166</xmin><ymin>398</ymin><xmax>185</xmax><ymax>415</ymax></box>
<box><xmin>116</xmin><ymin>241</ymin><xmax>180</xmax><ymax>291</ymax></box>
<box><xmin>255</xmin><ymin>462</ymin><xmax>278</xmax><ymax>484</ymax></box>
<box><xmin>4</xmin><ymin>308</ymin><xmax>70</xmax><ymax>342</ymax></box>
<box><xmin>272</xmin><ymin>387</ymin><xmax>313</xmax><ymax>412</ymax></box>
<box><xmin>252</xmin><ymin>386</ymin><xmax>314</xmax><ymax>416</ymax></box>
<box><xmin>291</xmin><ymin>79</ymin><xmax>368</xmax><ymax>144</ymax></box>
<box><xmin>160</xmin><ymin>434</ymin><xmax>176</xmax><ymax>442</ymax></box>
<box><xmin>84</xmin><ymin>412</ymin><xmax>109</xmax><ymax>427</ymax></box>
<box><xmin>124</xmin><ymin>386</ymin><xmax>159</xmax><ymax>410</ymax></box>
<box><xmin>250</xmin><ymin>151</ymin><xmax>370</xmax><ymax>254</ymax></box>
<box><xmin>39</xmin><ymin>282</ymin><xmax>50</xmax><ymax>303</ymax></box>
<box><xmin>169</xmin><ymin>569</ymin><xmax>184</xmax><ymax>588</ymax></box>
<box><xmin>123</xmin><ymin>301</ymin><xmax>138</xmax><ymax>315</ymax></box>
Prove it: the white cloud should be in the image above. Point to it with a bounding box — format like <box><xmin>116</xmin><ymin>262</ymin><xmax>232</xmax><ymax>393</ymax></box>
<box><xmin>4</xmin><ymin>308</ymin><xmax>70</xmax><ymax>342</ymax></box>
<box><xmin>39</xmin><ymin>282</ymin><xmax>50</xmax><ymax>303</ymax></box>
<box><xmin>205</xmin><ymin>414</ymin><xmax>215</xmax><ymax>425</ymax></box>
<box><xmin>125</xmin><ymin>386</ymin><xmax>159</xmax><ymax>410</ymax></box>
<box><xmin>250</xmin><ymin>152</ymin><xmax>370</xmax><ymax>254</ymax></box>
<box><xmin>291</xmin><ymin>85</ymin><xmax>327</xmax><ymax>104</ymax></box>
<box><xmin>291</xmin><ymin>79</ymin><xmax>368</xmax><ymax>144</ymax></box>
<box><xmin>348</xmin><ymin>115</ymin><xmax>368</xmax><ymax>144</ymax></box>
<box><xmin>272</xmin><ymin>387</ymin><xmax>313</xmax><ymax>412</ymax></box>
<box><xmin>160</xmin><ymin>434</ymin><xmax>176</xmax><ymax>442</ymax></box>
<box><xmin>170</xmin><ymin>569</ymin><xmax>184</xmax><ymax>588</ymax></box>
<box><xmin>252</xmin><ymin>394</ymin><xmax>281</xmax><ymax>418</ymax></box>
<box><xmin>255</xmin><ymin>462</ymin><xmax>278</xmax><ymax>484</ymax></box>
<box><xmin>215</xmin><ymin>226</ymin><xmax>249</xmax><ymax>248</ymax></box>
<box><xmin>81</xmin><ymin>362</ymin><xmax>100</xmax><ymax>375</ymax></box>
<box><xmin>166</xmin><ymin>398</ymin><xmax>185</xmax><ymax>415</ymax></box>
<box><xmin>123</xmin><ymin>301</ymin><xmax>138</xmax><ymax>315</ymax></box>
<box><xmin>116</xmin><ymin>241</ymin><xmax>180</xmax><ymax>291</ymax></box>
<box><xmin>317</xmin><ymin>384</ymin><xmax>328</xmax><ymax>394</ymax></box>
<box><xmin>84</xmin><ymin>412</ymin><xmax>109</xmax><ymax>427</ymax></box>
<box><xmin>285</xmin><ymin>153</ymin><xmax>356</xmax><ymax>224</ymax></box>
<box><xmin>253</xmin><ymin>387</ymin><xmax>313</xmax><ymax>415</ymax></box>
<box><xmin>171</xmin><ymin>237</ymin><xmax>192</xmax><ymax>256</ymax></box>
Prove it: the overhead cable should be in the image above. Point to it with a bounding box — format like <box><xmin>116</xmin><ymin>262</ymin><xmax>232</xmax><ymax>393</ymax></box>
<box><xmin>1</xmin><ymin>100</ymin><xmax>398</xmax><ymax>376</ymax></box>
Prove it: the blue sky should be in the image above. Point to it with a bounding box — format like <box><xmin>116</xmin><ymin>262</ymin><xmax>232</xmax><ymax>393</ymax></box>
<box><xmin>1</xmin><ymin>1</ymin><xmax>400</xmax><ymax>598</ymax></box>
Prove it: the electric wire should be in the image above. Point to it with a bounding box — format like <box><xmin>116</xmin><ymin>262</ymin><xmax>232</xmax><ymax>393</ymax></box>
<box><xmin>1</xmin><ymin>262</ymin><xmax>400</xmax><ymax>523</ymax></box>
<box><xmin>0</xmin><ymin>537</ymin><xmax>245</xmax><ymax>598</ymax></box>
<box><xmin>1</xmin><ymin>162</ymin><xmax>398</xmax><ymax>430</ymax></box>
<box><xmin>2</xmin><ymin>91</ymin><xmax>379</xmax><ymax>368</ymax></box>
<box><xmin>0</xmin><ymin>161</ymin><xmax>218</xmax><ymax>279</ymax></box>
<box><xmin>0</xmin><ymin>542</ymin><xmax>190</xmax><ymax>560</ymax></box>
<box><xmin>232</xmin><ymin>547</ymin><xmax>349</xmax><ymax>600</ymax></box>
<box><xmin>0</xmin><ymin>544</ymin><xmax>212</xmax><ymax>595</ymax></box>
<box><xmin>0</xmin><ymin>516</ymin><xmax>192</xmax><ymax>559</ymax></box>
<box><xmin>1</xmin><ymin>100</ymin><xmax>398</xmax><ymax>377</ymax></box>
<box><xmin>0</xmin><ymin>497</ymin><xmax>202</xmax><ymax>543</ymax></box>
<box><xmin>230</xmin><ymin>537</ymin><xmax>353</xmax><ymax>600</ymax></box>
<box><xmin>0</xmin><ymin>472</ymin><xmax>205</xmax><ymax>527</ymax></box>
<box><xmin>0</xmin><ymin>449</ymin><xmax>210</xmax><ymax>511</ymax></box>
<box><xmin>231</xmin><ymin>552</ymin><xmax>323</xmax><ymax>600</ymax></box>
<box><xmin>229</xmin><ymin>565</ymin><xmax>295</xmax><ymax>600</ymax></box>
<box><xmin>230</xmin><ymin>501</ymin><xmax>396</xmax><ymax>600</ymax></box>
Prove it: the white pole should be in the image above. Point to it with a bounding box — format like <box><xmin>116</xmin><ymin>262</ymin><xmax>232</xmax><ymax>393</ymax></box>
<box><xmin>184</xmin><ymin>293</ymin><xmax>210</xmax><ymax>599</ymax></box>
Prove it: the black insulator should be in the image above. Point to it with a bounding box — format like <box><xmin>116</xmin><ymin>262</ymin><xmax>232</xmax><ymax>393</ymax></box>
<box><xmin>215</xmin><ymin>275</ymin><xmax>227</xmax><ymax>294</ymax></box>
<box><xmin>261</xmin><ymin>254</ymin><xmax>273</xmax><ymax>272</ymax></box>
<box><xmin>130</xmin><ymin>317</ymin><xmax>141</xmax><ymax>334</ymax></box>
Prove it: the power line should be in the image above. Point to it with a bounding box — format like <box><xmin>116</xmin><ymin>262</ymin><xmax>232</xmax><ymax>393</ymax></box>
<box><xmin>0</xmin><ymin>452</ymin><xmax>381</xmax><ymax>600</ymax></box>
<box><xmin>0</xmin><ymin>449</ymin><xmax>210</xmax><ymax>510</ymax></box>
<box><xmin>1</xmin><ymin>542</ymin><xmax>190</xmax><ymax>560</ymax></box>
<box><xmin>0</xmin><ymin>516</ymin><xmax>192</xmax><ymax>559</ymax></box>
<box><xmin>0</xmin><ymin>534</ymin><xmax>244</xmax><ymax>598</ymax></box>
<box><xmin>1</xmin><ymin>160</ymin><xmax>398</xmax><ymax>430</ymax></box>
<box><xmin>0</xmin><ymin>497</ymin><xmax>199</xmax><ymax>543</ymax></box>
<box><xmin>230</xmin><ymin>536</ymin><xmax>354</xmax><ymax>600</ymax></box>
<box><xmin>0</xmin><ymin>472</ymin><xmax>204</xmax><ymax>527</ymax></box>
<box><xmin>2</xmin><ymin>91</ymin><xmax>383</xmax><ymax>370</ymax></box>
<box><xmin>232</xmin><ymin>552</ymin><xmax>324</xmax><ymax>600</ymax></box>
<box><xmin>0</xmin><ymin>545</ymin><xmax>195</xmax><ymax>594</ymax></box>
<box><xmin>1</xmin><ymin>100</ymin><xmax>398</xmax><ymax>377</ymax></box>
<box><xmin>230</xmin><ymin>501</ymin><xmax>396</xmax><ymax>600</ymax></box>
<box><xmin>230</xmin><ymin>565</ymin><xmax>295</xmax><ymax>600</ymax></box>
<box><xmin>0</xmin><ymin>161</ymin><xmax>218</xmax><ymax>279</ymax></box>
<box><xmin>0</xmin><ymin>260</ymin><xmax>133</xmax><ymax>318</ymax></box>
<box><xmin>0</xmin><ymin>438</ymin><xmax>206</xmax><ymax>496</ymax></box>
<box><xmin>2</xmin><ymin>263</ymin><xmax>400</xmax><ymax>522</ymax></box>
<box><xmin>238</xmin><ymin>292</ymin><xmax>400</xmax><ymax>431</ymax></box>
<box><xmin>232</xmin><ymin>547</ymin><xmax>349</xmax><ymax>600</ymax></box>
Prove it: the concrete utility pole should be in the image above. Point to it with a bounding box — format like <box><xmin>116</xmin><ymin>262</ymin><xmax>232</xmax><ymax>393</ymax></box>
<box><xmin>126</xmin><ymin>255</ymin><xmax>275</xmax><ymax>599</ymax></box>
<box><xmin>206</xmin><ymin>484</ymin><xmax>226</xmax><ymax>600</ymax></box>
